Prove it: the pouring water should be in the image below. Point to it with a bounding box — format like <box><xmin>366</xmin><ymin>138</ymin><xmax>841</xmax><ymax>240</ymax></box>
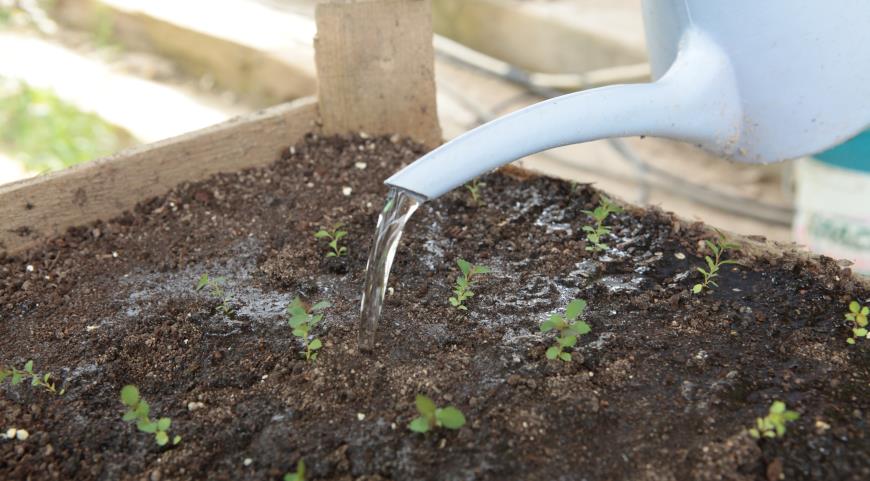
<box><xmin>358</xmin><ymin>188</ymin><xmax>422</xmax><ymax>351</ymax></box>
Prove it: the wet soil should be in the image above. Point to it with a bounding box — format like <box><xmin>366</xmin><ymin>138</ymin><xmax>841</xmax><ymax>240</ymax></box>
<box><xmin>1</xmin><ymin>134</ymin><xmax>869</xmax><ymax>481</ymax></box>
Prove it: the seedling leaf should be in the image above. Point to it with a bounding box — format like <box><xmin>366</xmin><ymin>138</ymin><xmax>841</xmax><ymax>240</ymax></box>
<box><xmin>436</xmin><ymin>407</ymin><xmax>466</xmax><ymax>429</ymax></box>
<box><xmin>409</xmin><ymin>417</ymin><xmax>430</xmax><ymax>433</ymax></box>
<box><xmin>121</xmin><ymin>385</ymin><xmax>140</xmax><ymax>406</ymax></box>
<box><xmin>415</xmin><ymin>394</ymin><xmax>436</xmax><ymax>418</ymax></box>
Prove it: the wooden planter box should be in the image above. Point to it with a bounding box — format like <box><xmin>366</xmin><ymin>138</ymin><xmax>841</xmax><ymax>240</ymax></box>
<box><xmin>1</xmin><ymin>0</ymin><xmax>439</xmax><ymax>256</ymax></box>
<box><xmin>1</xmin><ymin>3</ymin><xmax>868</xmax><ymax>480</ymax></box>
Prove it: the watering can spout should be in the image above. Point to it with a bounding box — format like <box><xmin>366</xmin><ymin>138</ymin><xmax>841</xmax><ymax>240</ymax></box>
<box><xmin>386</xmin><ymin>30</ymin><xmax>741</xmax><ymax>200</ymax></box>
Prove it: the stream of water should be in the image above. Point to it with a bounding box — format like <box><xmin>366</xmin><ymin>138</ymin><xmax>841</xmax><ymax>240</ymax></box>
<box><xmin>358</xmin><ymin>187</ymin><xmax>423</xmax><ymax>351</ymax></box>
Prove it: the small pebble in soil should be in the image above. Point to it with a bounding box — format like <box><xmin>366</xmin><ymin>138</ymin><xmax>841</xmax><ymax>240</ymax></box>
<box><xmin>355</xmin><ymin>161</ymin><xmax>367</xmax><ymax>170</ymax></box>
<box><xmin>4</xmin><ymin>428</ymin><xmax>29</xmax><ymax>441</ymax></box>
<box><xmin>342</xmin><ymin>186</ymin><xmax>353</xmax><ymax>196</ymax></box>
<box><xmin>86</xmin><ymin>325</ymin><xmax>99</xmax><ymax>332</ymax></box>
<box><xmin>187</xmin><ymin>401</ymin><xmax>205</xmax><ymax>411</ymax></box>
<box><xmin>815</xmin><ymin>419</ymin><xmax>831</xmax><ymax>433</ymax></box>
<box><xmin>243</xmin><ymin>458</ymin><xmax>253</xmax><ymax>466</ymax></box>
<box><xmin>357</xmin><ymin>413</ymin><xmax>365</xmax><ymax>421</ymax></box>
<box><xmin>674</xmin><ymin>252</ymin><xmax>686</xmax><ymax>260</ymax></box>
<box><xmin>25</xmin><ymin>265</ymin><xmax>33</xmax><ymax>272</ymax></box>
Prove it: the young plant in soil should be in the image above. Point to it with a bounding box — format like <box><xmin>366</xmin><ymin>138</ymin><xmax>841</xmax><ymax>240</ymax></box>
<box><xmin>314</xmin><ymin>223</ymin><xmax>348</xmax><ymax>258</ymax></box>
<box><xmin>408</xmin><ymin>394</ymin><xmax>466</xmax><ymax>434</ymax></box>
<box><xmin>540</xmin><ymin>299</ymin><xmax>591</xmax><ymax>362</ymax></box>
<box><xmin>120</xmin><ymin>385</ymin><xmax>181</xmax><ymax>446</ymax></box>
<box><xmin>0</xmin><ymin>360</ymin><xmax>64</xmax><ymax>395</ymax></box>
<box><xmin>845</xmin><ymin>300</ymin><xmax>869</xmax><ymax>344</ymax></box>
<box><xmin>195</xmin><ymin>273</ymin><xmax>233</xmax><ymax>315</ymax></box>
<box><xmin>465</xmin><ymin>179</ymin><xmax>485</xmax><ymax>206</ymax></box>
<box><xmin>283</xmin><ymin>459</ymin><xmax>306</xmax><ymax>481</ymax></box>
<box><xmin>582</xmin><ymin>196</ymin><xmax>622</xmax><ymax>252</ymax></box>
<box><xmin>287</xmin><ymin>297</ymin><xmax>331</xmax><ymax>362</ymax></box>
<box><xmin>748</xmin><ymin>401</ymin><xmax>800</xmax><ymax>439</ymax></box>
<box><xmin>692</xmin><ymin>231</ymin><xmax>739</xmax><ymax>294</ymax></box>
<box><xmin>449</xmin><ymin>258</ymin><xmax>491</xmax><ymax>310</ymax></box>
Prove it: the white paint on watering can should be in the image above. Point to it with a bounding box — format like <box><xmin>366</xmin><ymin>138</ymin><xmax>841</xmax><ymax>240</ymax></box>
<box><xmin>387</xmin><ymin>0</ymin><xmax>870</xmax><ymax>200</ymax></box>
<box><xmin>794</xmin><ymin>158</ymin><xmax>870</xmax><ymax>275</ymax></box>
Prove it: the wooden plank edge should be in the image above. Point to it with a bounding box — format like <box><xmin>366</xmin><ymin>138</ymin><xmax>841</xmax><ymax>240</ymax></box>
<box><xmin>0</xmin><ymin>97</ymin><xmax>319</xmax><ymax>256</ymax></box>
<box><xmin>431</xmin><ymin>0</ymin><xmax>646</xmax><ymax>75</ymax></box>
<box><xmin>51</xmin><ymin>0</ymin><xmax>317</xmax><ymax>107</ymax></box>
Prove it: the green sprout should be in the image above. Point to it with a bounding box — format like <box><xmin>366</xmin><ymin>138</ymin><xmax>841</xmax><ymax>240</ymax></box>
<box><xmin>582</xmin><ymin>196</ymin><xmax>622</xmax><ymax>252</ymax></box>
<box><xmin>540</xmin><ymin>299</ymin><xmax>591</xmax><ymax>362</ymax></box>
<box><xmin>283</xmin><ymin>459</ymin><xmax>306</xmax><ymax>481</ymax></box>
<box><xmin>314</xmin><ymin>223</ymin><xmax>348</xmax><ymax>257</ymax></box>
<box><xmin>287</xmin><ymin>297</ymin><xmax>331</xmax><ymax>362</ymax></box>
<box><xmin>120</xmin><ymin>385</ymin><xmax>181</xmax><ymax>446</ymax></box>
<box><xmin>692</xmin><ymin>230</ymin><xmax>739</xmax><ymax>294</ymax></box>
<box><xmin>195</xmin><ymin>274</ymin><xmax>233</xmax><ymax>315</ymax></box>
<box><xmin>449</xmin><ymin>258</ymin><xmax>491</xmax><ymax>310</ymax></box>
<box><xmin>845</xmin><ymin>300</ymin><xmax>869</xmax><ymax>344</ymax></box>
<box><xmin>748</xmin><ymin>401</ymin><xmax>799</xmax><ymax>439</ymax></box>
<box><xmin>408</xmin><ymin>394</ymin><xmax>466</xmax><ymax>434</ymax></box>
<box><xmin>465</xmin><ymin>179</ymin><xmax>485</xmax><ymax>206</ymax></box>
<box><xmin>0</xmin><ymin>360</ymin><xmax>64</xmax><ymax>395</ymax></box>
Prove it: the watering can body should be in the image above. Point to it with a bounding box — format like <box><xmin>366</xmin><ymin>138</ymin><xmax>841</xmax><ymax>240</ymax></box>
<box><xmin>644</xmin><ymin>0</ymin><xmax>870</xmax><ymax>163</ymax></box>
<box><xmin>386</xmin><ymin>0</ymin><xmax>870</xmax><ymax>200</ymax></box>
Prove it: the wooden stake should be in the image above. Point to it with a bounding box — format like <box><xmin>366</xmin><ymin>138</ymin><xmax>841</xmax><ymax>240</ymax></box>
<box><xmin>315</xmin><ymin>0</ymin><xmax>442</xmax><ymax>147</ymax></box>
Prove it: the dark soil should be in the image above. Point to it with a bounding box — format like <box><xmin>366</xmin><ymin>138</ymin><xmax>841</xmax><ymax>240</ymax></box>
<box><xmin>1</xmin><ymin>134</ymin><xmax>868</xmax><ymax>481</ymax></box>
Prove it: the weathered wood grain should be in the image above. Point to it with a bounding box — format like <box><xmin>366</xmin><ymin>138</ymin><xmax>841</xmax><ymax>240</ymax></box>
<box><xmin>315</xmin><ymin>0</ymin><xmax>442</xmax><ymax>148</ymax></box>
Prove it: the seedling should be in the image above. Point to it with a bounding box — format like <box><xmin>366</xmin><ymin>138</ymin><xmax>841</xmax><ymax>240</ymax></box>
<box><xmin>692</xmin><ymin>230</ymin><xmax>739</xmax><ymax>294</ymax></box>
<box><xmin>540</xmin><ymin>299</ymin><xmax>591</xmax><ymax>362</ymax></box>
<box><xmin>582</xmin><ymin>196</ymin><xmax>622</xmax><ymax>252</ymax></box>
<box><xmin>408</xmin><ymin>394</ymin><xmax>466</xmax><ymax>433</ymax></box>
<box><xmin>120</xmin><ymin>385</ymin><xmax>181</xmax><ymax>446</ymax></box>
<box><xmin>314</xmin><ymin>223</ymin><xmax>348</xmax><ymax>257</ymax></box>
<box><xmin>466</xmin><ymin>179</ymin><xmax>485</xmax><ymax>205</ymax></box>
<box><xmin>283</xmin><ymin>459</ymin><xmax>306</xmax><ymax>481</ymax></box>
<box><xmin>287</xmin><ymin>297</ymin><xmax>331</xmax><ymax>362</ymax></box>
<box><xmin>195</xmin><ymin>273</ymin><xmax>233</xmax><ymax>315</ymax></box>
<box><xmin>449</xmin><ymin>259</ymin><xmax>491</xmax><ymax>310</ymax></box>
<box><xmin>845</xmin><ymin>300</ymin><xmax>869</xmax><ymax>344</ymax></box>
<box><xmin>748</xmin><ymin>401</ymin><xmax>799</xmax><ymax>439</ymax></box>
<box><xmin>0</xmin><ymin>360</ymin><xmax>64</xmax><ymax>395</ymax></box>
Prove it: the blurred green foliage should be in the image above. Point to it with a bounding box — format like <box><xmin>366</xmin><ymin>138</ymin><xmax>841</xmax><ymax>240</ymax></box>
<box><xmin>0</xmin><ymin>79</ymin><xmax>131</xmax><ymax>173</ymax></box>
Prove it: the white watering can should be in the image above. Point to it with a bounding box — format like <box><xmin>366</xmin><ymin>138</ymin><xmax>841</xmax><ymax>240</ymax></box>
<box><xmin>385</xmin><ymin>0</ymin><xmax>870</xmax><ymax>199</ymax></box>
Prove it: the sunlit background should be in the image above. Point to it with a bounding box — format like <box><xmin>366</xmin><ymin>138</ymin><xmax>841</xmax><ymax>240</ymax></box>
<box><xmin>1</xmin><ymin>0</ymin><xmax>867</xmax><ymax>272</ymax></box>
